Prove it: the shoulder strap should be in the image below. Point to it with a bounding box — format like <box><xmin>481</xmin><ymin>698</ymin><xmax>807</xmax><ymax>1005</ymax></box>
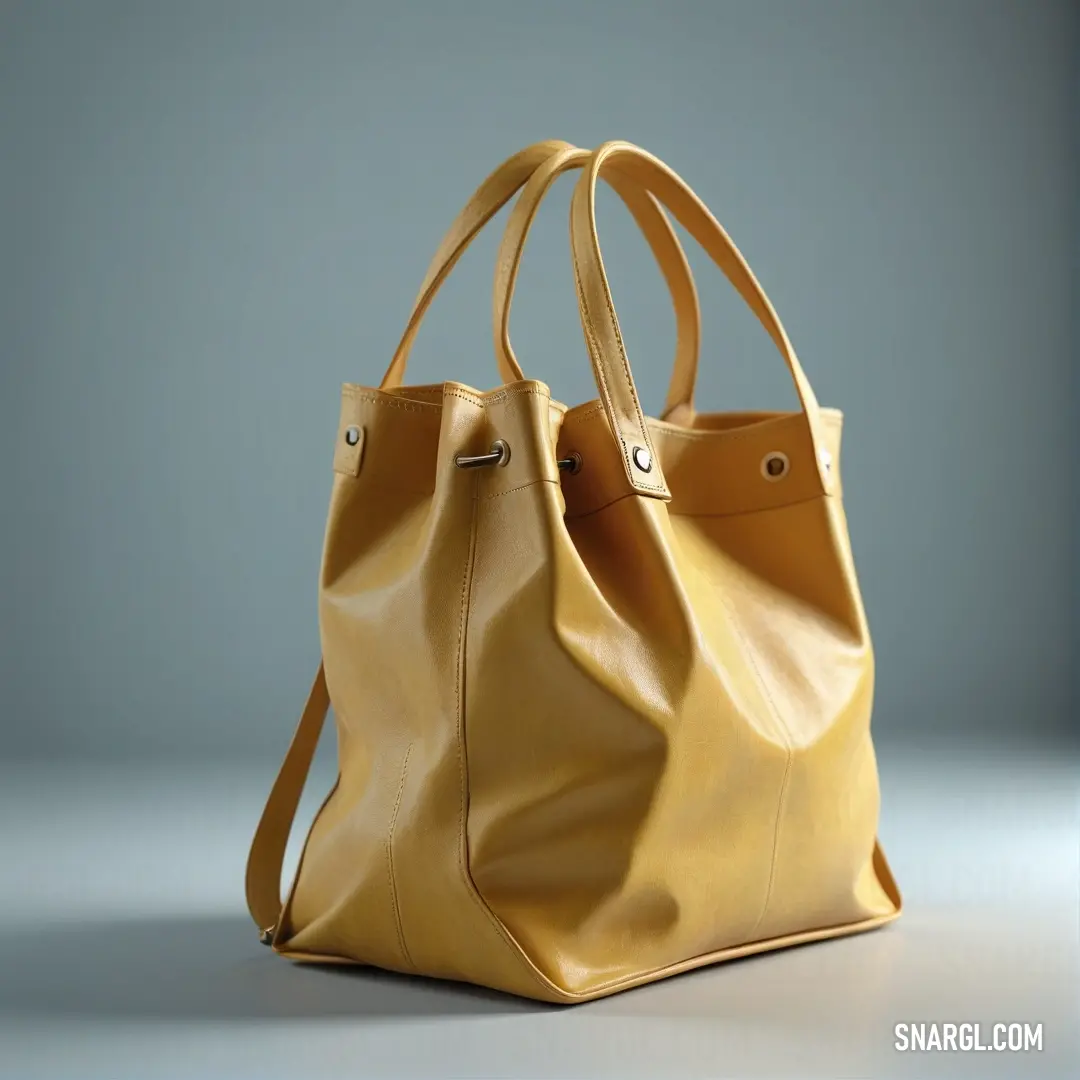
<box><xmin>245</xmin><ymin>664</ymin><xmax>331</xmax><ymax>940</ymax></box>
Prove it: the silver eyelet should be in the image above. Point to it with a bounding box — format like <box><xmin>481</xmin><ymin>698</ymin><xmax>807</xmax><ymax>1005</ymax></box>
<box><xmin>632</xmin><ymin>445</ymin><xmax>652</xmax><ymax>473</ymax></box>
<box><xmin>344</xmin><ymin>426</ymin><xmax>361</xmax><ymax>446</ymax></box>
<box><xmin>761</xmin><ymin>451</ymin><xmax>789</xmax><ymax>481</ymax></box>
<box><xmin>558</xmin><ymin>451</ymin><xmax>582</xmax><ymax>475</ymax></box>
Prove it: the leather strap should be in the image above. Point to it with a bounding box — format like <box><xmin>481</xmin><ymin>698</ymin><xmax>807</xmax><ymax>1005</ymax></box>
<box><xmin>379</xmin><ymin>141</ymin><xmax>701</xmax><ymax>392</ymax></box>
<box><xmin>570</xmin><ymin>141</ymin><xmax>832</xmax><ymax>498</ymax></box>
<box><xmin>245</xmin><ymin>663</ymin><xmax>331</xmax><ymax>938</ymax></box>
<box><xmin>493</xmin><ymin>145</ymin><xmax>700</xmax><ymax>411</ymax></box>
<box><xmin>380</xmin><ymin>140</ymin><xmax>574</xmax><ymax>389</ymax></box>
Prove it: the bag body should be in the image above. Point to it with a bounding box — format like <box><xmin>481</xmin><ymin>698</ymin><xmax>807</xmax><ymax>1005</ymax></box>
<box><xmin>247</xmin><ymin>141</ymin><xmax>901</xmax><ymax>1003</ymax></box>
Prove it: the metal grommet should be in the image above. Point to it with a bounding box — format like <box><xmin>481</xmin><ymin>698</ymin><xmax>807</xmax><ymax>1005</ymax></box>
<box><xmin>492</xmin><ymin>439</ymin><xmax>511</xmax><ymax>467</ymax></box>
<box><xmin>344</xmin><ymin>426</ymin><xmax>361</xmax><ymax>446</ymax></box>
<box><xmin>761</xmin><ymin>451</ymin><xmax>789</xmax><ymax>481</ymax></box>
<box><xmin>632</xmin><ymin>446</ymin><xmax>652</xmax><ymax>473</ymax></box>
<box><xmin>557</xmin><ymin>451</ymin><xmax>582</xmax><ymax>475</ymax></box>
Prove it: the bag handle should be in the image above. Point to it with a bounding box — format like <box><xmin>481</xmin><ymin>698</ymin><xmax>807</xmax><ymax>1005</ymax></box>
<box><xmin>493</xmin><ymin>145</ymin><xmax>700</xmax><ymax>418</ymax></box>
<box><xmin>379</xmin><ymin>142</ymin><xmax>701</xmax><ymax>392</ymax></box>
<box><xmin>379</xmin><ymin>140</ymin><xmax>572</xmax><ymax>389</ymax></box>
<box><xmin>569</xmin><ymin>141</ymin><xmax>832</xmax><ymax>500</ymax></box>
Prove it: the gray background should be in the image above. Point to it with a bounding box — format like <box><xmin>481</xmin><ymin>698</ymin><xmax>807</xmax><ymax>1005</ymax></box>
<box><xmin>0</xmin><ymin>3</ymin><xmax>1077</xmax><ymax>1079</ymax></box>
<box><xmin>2</xmin><ymin>0</ymin><xmax>1075</xmax><ymax>758</ymax></box>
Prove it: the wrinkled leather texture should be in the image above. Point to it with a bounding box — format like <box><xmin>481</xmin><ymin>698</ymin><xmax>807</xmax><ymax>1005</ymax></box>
<box><xmin>247</xmin><ymin>141</ymin><xmax>901</xmax><ymax>1004</ymax></box>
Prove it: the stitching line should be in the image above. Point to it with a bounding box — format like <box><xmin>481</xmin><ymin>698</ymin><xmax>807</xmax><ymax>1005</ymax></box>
<box><xmin>573</xmin><ymin>259</ymin><xmax>664</xmax><ymax>497</ymax></box>
<box><xmin>655</xmin><ymin>426</ymin><xmax>798</xmax><ymax>445</ymax></box>
<box><xmin>593</xmin><ymin>216</ymin><xmax>665</xmax><ymax>494</ymax></box>
<box><xmin>554</xmin><ymin>905</ymin><xmax>896</xmax><ymax>999</ymax></box>
<box><xmin>387</xmin><ymin>744</ymin><xmax>414</xmax><ymax>968</ymax></box>
<box><xmin>748</xmin><ymin>751</ymin><xmax>792</xmax><ymax>942</ymax></box>
<box><xmin>565</xmin><ymin>489</ymin><xmax>834</xmax><ymax>523</ymax></box>
<box><xmin>559</xmin><ymin>401</ymin><xmax>606</xmax><ymax>427</ymax></box>
<box><xmin>669</xmin><ymin>492</ymin><xmax>834</xmax><ymax>519</ymax></box>
<box><xmin>397</xmin><ymin>390</ymin><xmax>447</xmax><ymax>403</ymax></box>
<box><xmin>475</xmin><ymin>386</ymin><xmax>553</xmax><ymax>405</ymax></box>
<box><xmin>341</xmin><ymin>392</ymin><xmax>441</xmax><ymax>414</ymax></box>
<box><xmin>455</xmin><ymin>472</ymin><xmax>552</xmax><ymax>996</ymax></box>
<box><xmin>564</xmin><ymin>491</ymin><xmax>638</xmax><ymax>522</ymax></box>
<box><xmin>341</xmin><ymin>384</ymin><xmax>553</xmax><ymax>412</ymax></box>
<box><xmin>651</xmin><ymin>412</ymin><xmax>842</xmax><ymax>443</ymax></box>
<box><xmin>573</xmin><ymin>178</ymin><xmax>665</xmax><ymax>496</ymax></box>
<box><xmin>444</xmin><ymin>388</ymin><xmax>485</xmax><ymax>408</ymax></box>
<box><xmin>721</xmin><ymin>594</ymin><xmax>794</xmax><ymax>941</ymax></box>
<box><xmin>482</xmin><ymin>478</ymin><xmax>558</xmax><ymax>500</ymax></box>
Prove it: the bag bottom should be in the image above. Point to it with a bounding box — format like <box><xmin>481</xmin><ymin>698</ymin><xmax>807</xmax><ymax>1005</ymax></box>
<box><xmin>271</xmin><ymin>907</ymin><xmax>901</xmax><ymax>1004</ymax></box>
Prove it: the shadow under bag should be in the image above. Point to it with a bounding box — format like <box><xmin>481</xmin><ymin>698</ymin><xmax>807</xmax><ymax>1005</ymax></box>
<box><xmin>246</xmin><ymin>139</ymin><xmax>902</xmax><ymax>1003</ymax></box>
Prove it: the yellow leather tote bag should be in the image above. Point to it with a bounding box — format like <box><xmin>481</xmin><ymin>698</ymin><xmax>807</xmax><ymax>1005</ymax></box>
<box><xmin>246</xmin><ymin>140</ymin><xmax>902</xmax><ymax>1003</ymax></box>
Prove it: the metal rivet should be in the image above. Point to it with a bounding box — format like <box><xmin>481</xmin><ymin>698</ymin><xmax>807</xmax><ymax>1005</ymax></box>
<box><xmin>632</xmin><ymin>446</ymin><xmax>652</xmax><ymax>472</ymax></box>
<box><xmin>344</xmin><ymin>426</ymin><xmax>361</xmax><ymax>446</ymax></box>
<box><xmin>761</xmin><ymin>451</ymin><xmax>789</xmax><ymax>481</ymax></box>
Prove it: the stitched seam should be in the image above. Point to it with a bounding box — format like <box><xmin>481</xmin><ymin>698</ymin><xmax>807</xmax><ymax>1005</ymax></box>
<box><xmin>455</xmin><ymin>472</ymin><xmax>553</xmax><ymax>996</ymax></box>
<box><xmin>572</xmin><ymin>274</ymin><xmax>628</xmax><ymax>474</ymax></box>
<box><xmin>573</xmin><ymin>200</ymin><xmax>665</xmax><ymax>495</ymax></box>
<box><xmin>341</xmin><ymin>385</ymin><xmax>553</xmax><ymax>412</ymax></box>
<box><xmin>384</xmin><ymin>390</ymin><xmax>442</xmax><ymax>403</ymax></box>
<box><xmin>574</xmin><ymin>200</ymin><xmax>630</xmax><ymax>470</ymax></box>
<box><xmin>654</xmin><ymin>426</ymin><xmax>801</xmax><ymax>445</ymax></box>
<box><xmin>444</xmin><ymin>388</ymin><xmax>485</xmax><ymax>408</ymax></box>
<box><xmin>564</xmin><ymin>491</ymin><xmax>638</xmax><ymax>521</ymax></box>
<box><xmin>483</xmin><ymin>478</ymin><xmax>558</xmax><ymax>500</ymax></box>
<box><xmin>445</xmin><ymin>387</ymin><xmax>554</xmax><ymax>409</ymax></box>
<box><xmin>747</xmin><ymin>752</ymin><xmax>792</xmax><ymax>942</ymax></box>
<box><xmin>670</xmin><ymin>492</ymin><xmax>834</xmax><ymax>519</ymax></box>
<box><xmin>340</xmin><ymin>392</ymin><xmax>441</xmax><ymax>414</ymax></box>
<box><xmin>650</xmin><ymin>411</ymin><xmax>842</xmax><ymax>442</ymax></box>
<box><xmin>573</xmin><ymin>262</ymin><xmax>665</xmax><ymax>496</ymax></box>
<box><xmin>386</xmin><ymin>745</ymin><xmax>414</xmax><ymax>969</ymax></box>
<box><xmin>559</xmin><ymin>401</ymin><xmax>606</xmax><ymax>428</ymax></box>
<box><xmin>722</xmin><ymin>595</ymin><xmax>794</xmax><ymax>940</ymax></box>
<box><xmin>562</xmin><ymin>413</ymin><xmax>806</xmax><ymax>445</ymax></box>
<box><xmin>593</xmin><ymin>237</ymin><xmax>665</xmax><ymax>493</ymax></box>
<box><xmin>549</xmin><ymin>907</ymin><xmax>897</xmax><ymax>999</ymax></box>
<box><xmin>561</xmin><ymin>407</ymin><xmax>839</xmax><ymax>441</ymax></box>
<box><xmin>479</xmin><ymin>386</ymin><xmax>553</xmax><ymax>405</ymax></box>
<box><xmin>579</xmin><ymin>286</ymin><xmax>664</xmax><ymax>497</ymax></box>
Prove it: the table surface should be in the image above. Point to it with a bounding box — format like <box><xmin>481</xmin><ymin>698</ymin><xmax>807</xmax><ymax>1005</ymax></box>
<box><xmin>1</xmin><ymin>740</ymin><xmax>1076</xmax><ymax>1080</ymax></box>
